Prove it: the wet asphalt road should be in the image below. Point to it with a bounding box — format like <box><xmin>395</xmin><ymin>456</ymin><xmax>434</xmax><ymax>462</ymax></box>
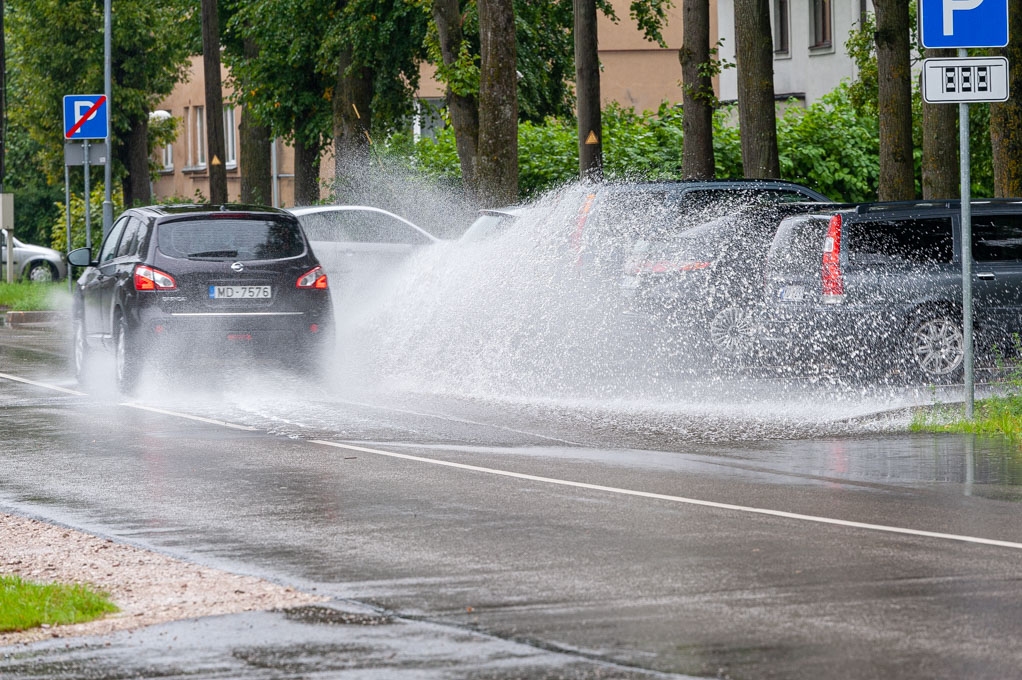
<box><xmin>2</xmin><ymin>323</ymin><xmax>1022</xmax><ymax>679</ymax></box>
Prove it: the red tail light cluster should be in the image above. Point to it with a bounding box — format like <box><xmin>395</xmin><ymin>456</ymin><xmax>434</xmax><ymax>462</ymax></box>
<box><xmin>821</xmin><ymin>214</ymin><xmax>845</xmax><ymax>302</ymax></box>
<box><xmin>630</xmin><ymin>260</ymin><xmax>711</xmax><ymax>274</ymax></box>
<box><xmin>297</xmin><ymin>266</ymin><xmax>328</xmax><ymax>289</ymax></box>
<box><xmin>134</xmin><ymin>265</ymin><xmax>176</xmax><ymax>291</ymax></box>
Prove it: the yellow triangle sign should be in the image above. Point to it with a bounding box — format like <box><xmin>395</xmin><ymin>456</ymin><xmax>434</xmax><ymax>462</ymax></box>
<box><xmin>585</xmin><ymin>131</ymin><xmax>600</xmax><ymax>145</ymax></box>
<box><xmin>211</xmin><ymin>155</ymin><xmax>222</xmax><ymax>166</ymax></box>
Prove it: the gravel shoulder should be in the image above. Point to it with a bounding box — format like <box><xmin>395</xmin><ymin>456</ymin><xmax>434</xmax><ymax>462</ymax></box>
<box><xmin>0</xmin><ymin>512</ymin><xmax>326</xmax><ymax>647</ymax></box>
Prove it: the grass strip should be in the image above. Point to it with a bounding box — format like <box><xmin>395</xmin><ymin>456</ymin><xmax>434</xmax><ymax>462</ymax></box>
<box><xmin>0</xmin><ymin>282</ymin><xmax>70</xmax><ymax>312</ymax></box>
<box><xmin>0</xmin><ymin>574</ymin><xmax>118</xmax><ymax>632</ymax></box>
<box><xmin>912</xmin><ymin>356</ymin><xmax>1022</xmax><ymax>449</ymax></box>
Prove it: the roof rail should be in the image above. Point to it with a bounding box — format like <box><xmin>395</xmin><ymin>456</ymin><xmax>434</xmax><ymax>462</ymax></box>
<box><xmin>855</xmin><ymin>198</ymin><xmax>1022</xmax><ymax>214</ymax></box>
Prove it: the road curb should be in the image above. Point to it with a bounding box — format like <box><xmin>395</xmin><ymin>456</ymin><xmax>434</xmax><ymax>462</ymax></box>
<box><xmin>3</xmin><ymin>310</ymin><xmax>68</xmax><ymax>328</ymax></box>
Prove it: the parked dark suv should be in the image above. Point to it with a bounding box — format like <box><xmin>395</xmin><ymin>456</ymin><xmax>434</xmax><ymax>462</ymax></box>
<box><xmin>759</xmin><ymin>200</ymin><xmax>1022</xmax><ymax>381</ymax></box>
<box><xmin>623</xmin><ymin>201</ymin><xmax>849</xmax><ymax>358</ymax></box>
<box><xmin>68</xmin><ymin>205</ymin><xmax>334</xmax><ymax>392</ymax></box>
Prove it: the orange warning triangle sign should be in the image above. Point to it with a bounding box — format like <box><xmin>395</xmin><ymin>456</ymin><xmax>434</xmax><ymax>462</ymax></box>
<box><xmin>585</xmin><ymin>130</ymin><xmax>599</xmax><ymax>145</ymax></box>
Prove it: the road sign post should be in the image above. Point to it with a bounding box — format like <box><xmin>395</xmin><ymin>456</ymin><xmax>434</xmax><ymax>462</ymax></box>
<box><xmin>63</xmin><ymin>94</ymin><xmax>111</xmax><ymax>259</ymax></box>
<box><xmin>919</xmin><ymin>0</ymin><xmax>1010</xmax><ymax>419</ymax></box>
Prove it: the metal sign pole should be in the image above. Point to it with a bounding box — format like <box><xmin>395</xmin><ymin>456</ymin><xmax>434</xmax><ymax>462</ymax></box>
<box><xmin>959</xmin><ymin>47</ymin><xmax>975</xmax><ymax>420</ymax></box>
<box><xmin>83</xmin><ymin>140</ymin><xmax>92</xmax><ymax>253</ymax></box>
<box><xmin>65</xmin><ymin>160</ymin><xmax>72</xmax><ymax>294</ymax></box>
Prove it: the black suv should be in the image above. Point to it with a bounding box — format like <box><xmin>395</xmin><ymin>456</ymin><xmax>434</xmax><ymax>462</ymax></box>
<box><xmin>623</xmin><ymin>201</ymin><xmax>848</xmax><ymax>358</ymax></box>
<box><xmin>759</xmin><ymin>200</ymin><xmax>1022</xmax><ymax>381</ymax></box>
<box><xmin>68</xmin><ymin>205</ymin><xmax>334</xmax><ymax>392</ymax></box>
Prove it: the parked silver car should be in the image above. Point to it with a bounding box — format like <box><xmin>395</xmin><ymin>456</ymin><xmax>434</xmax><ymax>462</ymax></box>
<box><xmin>0</xmin><ymin>232</ymin><xmax>68</xmax><ymax>282</ymax></box>
<box><xmin>287</xmin><ymin>205</ymin><xmax>439</xmax><ymax>295</ymax></box>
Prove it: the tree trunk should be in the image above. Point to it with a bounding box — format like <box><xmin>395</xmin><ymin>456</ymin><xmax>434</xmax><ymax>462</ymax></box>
<box><xmin>239</xmin><ymin>108</ymin><xmax>272</xmax><ymax>206</ymax></box>
<box><xmin>332</xmin><ymin>46</ymin><xmax>374</xmax><ymax>204</ymax></box>
<box><xmin>574</xmin><ymin>0</ymin><xmax>602</xmax><ymax>180</ymax></box>
<box><xmin>921</xmin><ymin>49</ymin><xmax>959</xmax><ymax>200</ymax></box>
<box><xmin>990</xmin><ymin>0</ymin><xmax>1022</xmax><ymax>198</ymax></box>
<box><xmin>734</xmin><ymin>0</ymin><xmax>779</xmax><ymax>178</ymax></box>
<box><xmin>431</xmin><ymin>0</ymin><xmax>480</xmax><ymax>198</ymax></box>
<box><xmin>476</xmin><ymin>0</ymin><xmax>518</xmax><ymax>207</ymax></box>
<box><xmin>874</xmin><ymin>0</ymin><xmax>915</xmax><ymax>201</ymax></box>
<box><xmin>680</xmin><ymin>0</ymin><xmax>714</xmax><ymax>179</ymax></box>
<box><xmin>201</xmin><ymin>0</ymin><xmax>228</xmax><ymax>204</ymax></box>
<box><xmin>120</xmin><ymin>116</ymin><xmax>151</xmax><ymax>208</ymax></box>
<box><xmin>293</xmin><ymin>138</ymin><xmax>322</xmax><ymax>206</ymax></box>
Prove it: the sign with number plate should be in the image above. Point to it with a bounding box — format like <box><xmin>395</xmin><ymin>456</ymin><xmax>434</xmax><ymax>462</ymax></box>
<box><xmin>922</xmin><ymin>57</ymin><xmax>1009</xmax><ymax>103</ymax></box>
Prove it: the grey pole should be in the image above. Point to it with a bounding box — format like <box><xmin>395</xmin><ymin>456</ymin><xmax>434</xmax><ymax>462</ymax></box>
<box><xmin>958</xmin><ymin>47</ymin><xmax>975</xmax><ymax>420</ymax></box>
<box><xmin>102</xmin><ymin>0</ymin><xmax>113</xmax><ymax>237</ymax></box>
<box><xmin>84</xmin><ymin>140</ymin><xmax>92</xmax><ymax>253</ymax></box>
<box><xmin>64</xmin><ymin>160</ymin><xmax>72</xmax><ymax>293</ymax></box>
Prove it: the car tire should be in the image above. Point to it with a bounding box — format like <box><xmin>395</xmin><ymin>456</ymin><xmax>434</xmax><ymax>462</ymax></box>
<box><xmin>25</xmin><ymin>261</ymin><xmax>57</xmax><ymax>283</ymax></box>
<box><xmin>72</xmin><ymin>314</ymin><xmax>90</xmax><ymax>384</ymax></box>
<box><xmin>709</xmin><ymin>306</ymin><xmax>757</xmax><ymax>362</ymax></box>
<box><xmin>906</xmin><ymin>312</ymin><xmax>964</xmax><ymax>383</ymax></box>
<box><xmin>115</xmin><ymin>315</ymin><xmax>141</xmax><ymax>394</ymax></box>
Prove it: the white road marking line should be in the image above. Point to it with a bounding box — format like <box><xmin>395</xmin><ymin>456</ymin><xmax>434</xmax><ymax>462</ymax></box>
<box><xmin>310</xmin><ymin>438</ymin><xmax>1022</xmax><ymax>552</ymax></box>
<box><xmin>5</xmin><ymin>371</ymin><xmax>1021</xmax><ymax>552</ymax></box>
<box><xmin>119</xmin><ymin>403</ymin><xmax>260</xmax><ymax>431</ymax></box>
<box><xmin>0</xmin><ymin>372</ymin><xmax>86</xmax><ymax>396</ymax></box>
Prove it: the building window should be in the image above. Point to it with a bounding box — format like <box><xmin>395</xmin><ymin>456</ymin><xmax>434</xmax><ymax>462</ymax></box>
<box><xmin>194</xmin><ymin>106</ymin><xmax>206</xmax><ymax>167</ymax></box>
<box><xmin>161</xmin><ymin>143</ymin><xmax>173</xmax><ymax>171</ymax></box>
<box><xmin>774</xmin><ymin>0</ymin><xmax>789</xmax><ymax>55</ymax></box>
<box><xmin>413</xmin><ymin>98</ymin><xmax>445</xmax><ymax>142</ymax></box>
<box><xmin>224</xmin><ymin>107</ymin><xmax>237</xmax><ymax>169</ymax></box>
<box><xmin>811</xmin><ymin>0</ymin><xmax>832</xmax><ymax>49</ymax></box>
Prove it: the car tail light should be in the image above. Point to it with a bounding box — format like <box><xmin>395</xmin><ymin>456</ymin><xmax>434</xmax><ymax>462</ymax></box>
<box><xmin>631</xmin><ymin>259</ymin><xmax>711</xmax><ymax>274</ymax></box>
<box><xmin>134</xmin><ymin>265</ymin><xmax>176</xmax><ymax>291</ymax></box>
<box><xmin>297</xmin><ymin>266</ymin><xmax>328</xmax><ymax>289</ymax></box>
<box><xmin>821</xmin><ymin>214</ymin><xmax>845</xmax><ymax>302</ymax></box>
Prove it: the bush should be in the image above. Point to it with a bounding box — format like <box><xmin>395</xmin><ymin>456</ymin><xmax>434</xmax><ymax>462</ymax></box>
<box><xmin>396</xmin><ymin>81</ymin><xmax>886</xmax><ymax>203</ymax></box>
<box><xmin>50</xmin><ymin>185</ymin><xmax>123</xmax><ymax>254</ymax></box>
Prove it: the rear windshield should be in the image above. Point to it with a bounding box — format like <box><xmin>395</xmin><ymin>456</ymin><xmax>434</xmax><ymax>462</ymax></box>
<box><xmin>845</xmin><ymin>217</ymin><xmax>954</xmax><ymax>266</ymax></box>
<box><xmin>157</xmin><ymin>218</ymin><xmax>305</xmax><ymax>260</ymax></box>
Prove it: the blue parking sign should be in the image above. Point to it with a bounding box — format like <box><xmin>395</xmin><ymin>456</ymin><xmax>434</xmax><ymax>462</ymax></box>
<box><xmin>920</xmin><ymin>0</ymin><xmax>1009</xmax><ymax>48</ymax></box>
<box><xmin>63</xmin><ymin>95</ymin><xmax>109</xmax><ymax>140</ymax></box>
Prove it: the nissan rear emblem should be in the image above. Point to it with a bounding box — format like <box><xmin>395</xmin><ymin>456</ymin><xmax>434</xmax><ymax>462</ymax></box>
<box><xmin>231</xmin><ymin>262</ymin><xmax>245</xmax><ymax>273</ymax></box>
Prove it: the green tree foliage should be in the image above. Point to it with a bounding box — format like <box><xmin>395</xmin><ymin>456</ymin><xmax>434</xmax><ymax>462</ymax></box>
<box><xmin>398</xmin><ymin>83</ymin><xmax>883</xmax><ymax>203</ymax></box>
<box><xmin>224</xmin><ymin>0</ymin><xmax>334</xmax><ymax>153</ymax></box>
<box><xmin>3</xmin><ymin>126</ymin><xmax>63</xmax><ymax>245</ymax></box>
<box><xmin>6</xmin><ymin>0</ymin><xmax>196</xmax><ymax>193</ymax></box>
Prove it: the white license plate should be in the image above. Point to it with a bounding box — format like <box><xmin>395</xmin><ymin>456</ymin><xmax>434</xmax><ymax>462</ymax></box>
<box><xmin>209</xmin><ymin>285</ymin><xmax>272</xmax><ymax>299</ymax></box>
<box><xmin>778</xmin><ymin>285</ymin><xmax>804</xmax><ymax>301</ymax></box>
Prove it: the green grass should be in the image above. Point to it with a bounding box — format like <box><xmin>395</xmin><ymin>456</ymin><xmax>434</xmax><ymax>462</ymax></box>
<box><xmin>0</xmin><ymin>282</ymin><xmax>71</xmax><ymax>312</ymax></box>
<box><xmin>912</xmin><ymin>356</ymin><xmax>1022</xmax><ymax>449</ymax></box>
<box><xmin>0</xmin><ymin>574</ymin><xmax>118</xmax><ymax>633</ymax></box>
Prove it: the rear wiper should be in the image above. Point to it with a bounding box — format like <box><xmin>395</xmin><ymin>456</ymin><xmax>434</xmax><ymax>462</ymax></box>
<box><xmin>186</xmin><ymin>250</ymin><xmax>238</xmax><ymax>259</ymax></box>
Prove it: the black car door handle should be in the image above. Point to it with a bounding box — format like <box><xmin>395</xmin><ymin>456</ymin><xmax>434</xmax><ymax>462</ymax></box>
<box><xmin>976</xmin><ymin>272</ymin><xmax>995</xmax><ymax>280</ymax></box>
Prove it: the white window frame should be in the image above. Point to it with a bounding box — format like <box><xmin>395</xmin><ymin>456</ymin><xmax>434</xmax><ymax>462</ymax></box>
<box><xmin>224</xmin><ymin>107</ymin><xmax>237</xmax><ymax>169</ymax></box>
<box><xmin>194</xmin><ymin>106</ymin><xmax>206</xmax><ymax>168</ymax></box>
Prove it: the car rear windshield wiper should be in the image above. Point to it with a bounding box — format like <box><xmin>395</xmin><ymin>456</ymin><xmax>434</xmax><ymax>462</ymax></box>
<box><xmin>186</xmin><ymin>250</ymin><xmax>238</xmax><ymax>259</ymax></box>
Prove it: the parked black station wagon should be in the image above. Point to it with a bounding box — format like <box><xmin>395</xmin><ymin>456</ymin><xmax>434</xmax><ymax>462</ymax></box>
<box><xmin>67</xmin><ymin>205</ymin><xmax>333</xmax><ymax>392</ymax></box>
<box><xmin>759</xmin><ymin>200</ymin><xmax>1022</xmax><ymax>381</ymax></box>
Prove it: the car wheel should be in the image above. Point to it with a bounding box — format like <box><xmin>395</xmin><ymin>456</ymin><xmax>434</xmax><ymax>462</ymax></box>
<box><xmin>25</xmin><ymin>261</ymin><xmax>56</xmax><ymax>283</ymax></box>
<box><xmin>906</xmin><ymin>313</ymin><xmax>964</xmax><ymax>383</ymax></box>
<box><xmin>72</xmin><ymin>314</ymin><xmax>90</xmax><ymax>384</ymax></box>
<box><xmin>709</xmin><ymin>306</ymin><xmax>757</xmax><ymax>360</ymax></box>
<box><xmin>115</xmin><ymin>315</ymin><xmax>141</xmax><ymax>394</ymax></box>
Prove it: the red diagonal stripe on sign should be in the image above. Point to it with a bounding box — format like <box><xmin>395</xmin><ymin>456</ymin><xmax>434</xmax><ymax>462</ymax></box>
<box><xmin>66</xmin><ymin>96</ymin><xmax>107</xmax><ymax>138</ymax></box>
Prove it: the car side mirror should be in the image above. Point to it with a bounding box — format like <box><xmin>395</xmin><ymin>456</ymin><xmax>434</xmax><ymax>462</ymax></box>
<box><xmin>67</xmin><ymin>247</ymin><xmax>94</xmax><ymax>267</ymax></box>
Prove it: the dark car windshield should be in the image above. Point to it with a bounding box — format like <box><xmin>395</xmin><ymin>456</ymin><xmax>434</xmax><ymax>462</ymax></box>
<box><xmin>157</xmin><ymin>218</ymin><xmax>305</xmax><ymax>260</ymax></box>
